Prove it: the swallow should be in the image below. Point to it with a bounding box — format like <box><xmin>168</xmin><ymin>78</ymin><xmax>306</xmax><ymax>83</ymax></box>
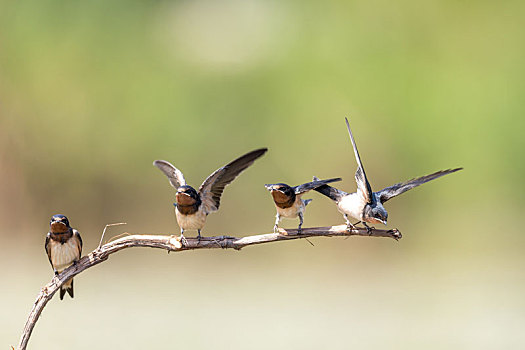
<box><xmin>154</xmin><ymin>148</ymin><xmax>267</xmax><ymax>242</ymax></box>
<box><xmin>265</xmin><ymin>178</ymin><xmax>342</xmax><ymax>233</ymax></box>
<box><xmin>314</xmin><ymin>118</ymin><xmax>462</xmax><ymax>232</ymax></box>
<box><xmin>45</xmin><ymin>214</ymin><xmax>83</xmax><ymax>300</ymax></box>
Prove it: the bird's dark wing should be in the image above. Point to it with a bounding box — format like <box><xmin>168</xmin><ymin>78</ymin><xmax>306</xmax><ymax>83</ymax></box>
<box><xmin>73</xmin><ymin>229</ymin><xmax>83</xmax><ymax>256</ymax></box>
<box><xmin>45</xmin><ymin>233</ymin><xmax>53</xmax><ymax>268</ymax></box>
<box><xmin>199</xmin><ymin>148</ymin><xmax>267</xmax><ymax>212</ymax></box>
<box><xmin>294</xmin><ymin>178</ymin><xmax>342</xmax><ymax>195</ymax></box>
<box><xmin>377</xmin><ymin>168</ymin><xmax>462</xmax><ymax>203</ymax></box>
<box><xmin>153</xmin><ymin>160</ymin><xmax>186</xmax><ymax>189</ymax></box>
<box><xmin>312</xmin><ymin>176</ymin><xmax>348</xmax><ymax>202</ymax></box>
<box><xmin>345</xmin><ymin>117</ymin><xmax>373</xmax><ymax>203</ymax></box>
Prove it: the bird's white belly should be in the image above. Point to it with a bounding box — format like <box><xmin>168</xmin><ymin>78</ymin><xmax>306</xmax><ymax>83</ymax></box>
<box><xmin>50</xmin><ymin>239</ymin><xmax>80</xmax><ymax>272</ymax></box>
<box><xmin>175</xmin><ymin>207</ymin><xmax>207</xmax><ymax>230</ymax></box>
<box><xmin>276</xmin><ymin>198</ymin><xmax>305</xmax><ymax>219</ymax></box>
<box><xmin>337</xmin><ymin>193</ymin><xmax>364</xmax><ymax>221</ymax></box>
<box><xmin>277</xmin><ymin>205</ymin><xmax>300</xmax><ymax>219</ymax></box>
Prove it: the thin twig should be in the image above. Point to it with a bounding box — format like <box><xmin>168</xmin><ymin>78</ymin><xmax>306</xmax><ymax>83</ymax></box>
<box><xmin>16</xmin><ymin>224</ymin><xmax>401</xmax><ymax>350</ymax></box>
<box><xmin>97</xmin><ymin>222</ymin><xmax>127</xmax><ymax>250</ymax></box>
<box><xmin>304</xmin><ymin>238</ymin><xmax>315</xmax><ymax>246</ymax></box>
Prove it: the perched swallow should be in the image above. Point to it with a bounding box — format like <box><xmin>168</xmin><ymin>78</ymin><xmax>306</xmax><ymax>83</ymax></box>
<box><xmin>265</xmin><ymin>178</ymin><xmax>342</xmax><ymax>233</ymax></box>
<box><xmin>45</xmin><ymin>214</ymin><xmax>83</xmax><ymax>300</ymax></box>
<box><xmin>154</xmin><ymin>148</ymin><xmax>267</xmax><ymax>242</ymax></box>
<box><xmin>314</xmin><ymin>118</ymin><xmax>462</xmax><ymax>231</ymax></box>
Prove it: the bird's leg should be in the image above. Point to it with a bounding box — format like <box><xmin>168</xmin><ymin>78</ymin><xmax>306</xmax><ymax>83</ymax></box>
<box><xmin>197</xmin><ymin>229</ymin><xmax>202</xmax><ymax>243</ymax></box>
<box><xmin>54</xmin><ymin>269</ymin><xmax>59</xmax><ymax>276</ymax></box>
<box><xmin>362</xmin><ymin>222</ymin><xmax>374</xmax><ymax>235</ymax></box>
<box><xmin>179</xmin><ymin>228</ymin><xmax>188</xmax><ymax>246</ymax></box>
<box><xmin>344</xmin><ymin>214</ymin><xmax>357</xmax><ymax>231</ymax></box>
<box><xmin>297</xmin><ymin>212</ymin><xmax>304</xmax><ymax>234</ymax></box>
<box><xmin>273</xmin><ymin>214</ymin><xmax>281</xmax><ymax>233</ymax></box>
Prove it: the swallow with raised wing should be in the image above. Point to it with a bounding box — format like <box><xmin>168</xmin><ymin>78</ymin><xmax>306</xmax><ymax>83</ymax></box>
<box><xmin>265</xmin><ymin>178</ymin><xmax>342</xmax><ymax>233</ymax></box>
<box><xmin>314</xmin><ymin>118</ymin><xmax>462</xmax><ymax>232</ymax></box>
<box><xmin>45</xmin><ymin>214</ymin><xmax>83</xmax><ymax>300</ymax></box>
<box><xmin>154</xmin><ymin>148</ymin><xmax>267</xmax><ymax>242</ymax></box>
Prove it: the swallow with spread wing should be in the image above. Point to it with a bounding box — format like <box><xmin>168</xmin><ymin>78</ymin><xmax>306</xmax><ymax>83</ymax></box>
<box><xmin>45</xmin><ymin>214</ymin><xmax>83</xmax><ymax>300</ymax></box>
<box><xmin>314</xmin><ymin>118</ymin><xmax>462</xmax><ymax>232</ymax></box>
<box><xmin>265</xmin><ymin>178</ymin><xmax>341</xmax><ymax>233</ymax></box>
<box><xmin>154</xmin><ymin>148</ymin><xmax>267</xmax><ymax>242</ymax></box>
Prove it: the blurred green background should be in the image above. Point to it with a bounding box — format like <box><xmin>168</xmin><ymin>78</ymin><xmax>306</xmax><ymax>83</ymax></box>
<box><xmin>1</xmin><ymin>0</ymin><xmax>524</xmax><ymax>348</ymax></box>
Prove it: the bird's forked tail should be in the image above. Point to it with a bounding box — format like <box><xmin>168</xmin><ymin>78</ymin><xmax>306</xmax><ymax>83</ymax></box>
<box><xmin>60</xmin><ymin>278</ymin><xmax>74</xmax><ymax>300</ymax></box>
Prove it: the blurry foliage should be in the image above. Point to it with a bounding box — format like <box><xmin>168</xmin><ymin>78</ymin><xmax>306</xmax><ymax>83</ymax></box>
<box><xmin>1</xmin><ymin>0</ymin><xmax>523</xmax><ymax>239</ymax></box>
<box><xmin>0</xmin><ymin>0</ymin><xmax>523</xmax><ymax>237</ymax></box>
<box><xmin>0</xmin><ymin>0</ymin><xmax>524</xmax><ymax>347</ymax></box>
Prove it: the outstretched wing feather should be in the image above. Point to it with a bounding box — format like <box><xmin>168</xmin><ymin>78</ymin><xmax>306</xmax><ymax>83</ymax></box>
<box><xmin>345</xmin><ymin>118</ymin><xmax>374</xmax><ymax>203</ymax></box>
<box><xmin>311</xmin><ymin>176</ymin><xmax>348</xmax><ymax>202</ymax></box>
<box><xmin>153</xmin><ymin>160</ymin><xmax>186</xmax><ymax>189</ymax></box>
<box><xmin>377</xmin><ymin>168</ymin><xmax>462</xmax><ymax>203</ymax></box>
<box><xmin>294</xmin><ymin>178</ymin><xmax>342</xmax><ymax>195</ymax></box>
<box><xmin>199</xmin><ymin>148</ymin><xmax>267</xmax><ymax>212</ymax></box>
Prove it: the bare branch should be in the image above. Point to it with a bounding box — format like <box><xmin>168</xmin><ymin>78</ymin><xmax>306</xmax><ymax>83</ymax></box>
<box><xmin>17</xmin><ymin>224</ymin><xmax>401</xmax><ymax>350</ymax></box>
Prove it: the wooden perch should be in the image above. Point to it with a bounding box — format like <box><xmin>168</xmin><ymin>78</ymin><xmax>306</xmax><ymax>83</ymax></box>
<box><xmin>17</xmin><ymin>224</ymin><xmax>401</xmax><ymax>350</ymax></box>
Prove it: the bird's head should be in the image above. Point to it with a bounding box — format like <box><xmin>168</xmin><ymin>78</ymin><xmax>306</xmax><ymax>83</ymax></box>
<box><xmin>265</xmin><ymin>183</ymin><xmax>295</xmax><ymax>205</ymax></box>
<box><xmin>50</xmin><ymin>214</ymin><xmax>70</xmax><ymax>233</ymax></box>
<box><xmin>363</xmin><ymin>205</ymin><xmax>388</xmax><ymax>225</ymax></box>
<box><xmin>176</xmin><ymin>185</ymin><xmax>199</xmax><ymax>206</ymax></box>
